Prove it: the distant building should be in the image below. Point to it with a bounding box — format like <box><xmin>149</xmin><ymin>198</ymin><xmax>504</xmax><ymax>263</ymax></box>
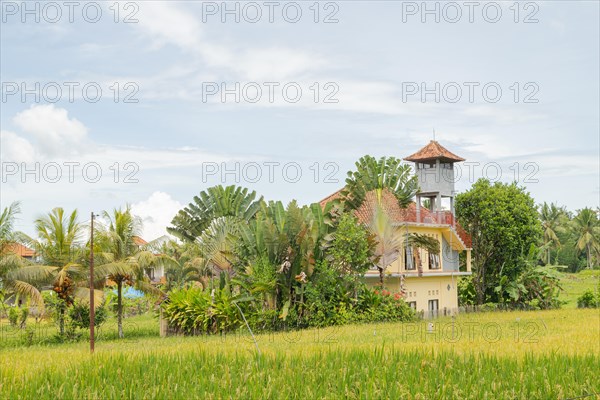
<box><xmin>320</xmin><ymin>140</ymin><xmax>472</xmax><ymax>317</ymax></box>
<box><xmin>4</xmin><ymin>242</ymin><xmax>37</xmax><ymax>261</ymax></box>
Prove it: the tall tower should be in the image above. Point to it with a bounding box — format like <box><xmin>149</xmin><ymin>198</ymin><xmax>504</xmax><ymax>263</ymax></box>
<box><xmin>403</xmin><ymin>140</ymin><xmax>465</xmax><ymax>223</ymax></box>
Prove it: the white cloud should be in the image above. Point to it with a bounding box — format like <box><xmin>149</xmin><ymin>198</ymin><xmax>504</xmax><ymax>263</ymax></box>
<box><xmin>127</xmin><ymin>1</ymin><xmax>325</xmax><ymax>82</ymax></box>
<box><xmin>131</xmin><ymin>191</ymin><xmax>183</xmax><ymax>241</ymax></box>
<box><xmin>0</xmin><ymin>131</ymin><xmax>36</xmax><ymax>163</ymax></box>
<box><xmin>12</xmin><ymin>105</ymin><xmax>89</xmax><ymax>157</ymax></box>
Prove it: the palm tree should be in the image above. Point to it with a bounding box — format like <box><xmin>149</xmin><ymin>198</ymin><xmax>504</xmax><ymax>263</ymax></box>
<box><xmin>34</xmin><ymin>208</ymin><xmax>82</xmax><ymax>266</ymax></box>
<box><xmin>539</xmin><ymin>202</ymin><xmax>564</xmax><ymax>264</ymax></box>
<box><xmin>8</xmin><ymin>208</ymin><xmax>94</xmax><ymax>335</ymax></box>
<box><xmin>0</xmin><ymin>201</ymin><xmax>42</xmax><ymax>307</ymax></box>
<box><xmin>95</xmin><ymin>207</ymin><xmax>173</xmax><ymax>338</ymax></box>
<box><xmin>158</xmin><ymin>241</ymin><xmax>211</xmax><ymax>290</ymax></box>
<box><xmin>0</xmin><ymin>201</ymin><xmax>22</xmax><ymax>250</ymax></box>
<box><xmin>572</xmin><ymin>208</ymin><xmax>599</xmax><ymax>269</ymax></box>
<box><xmin>367</xmin><ymin>203</ymin><xmax>439</xmax><ymax>286</ymax></box>
<box><xmin>338</xmin><ymin>156</ymin><xmax>438</xmax><ymax>286</ymax></box>
<box><xmin>368</xmin><ymin>204</ymin><xmax>404</xmax><ymax>285</ymax></box>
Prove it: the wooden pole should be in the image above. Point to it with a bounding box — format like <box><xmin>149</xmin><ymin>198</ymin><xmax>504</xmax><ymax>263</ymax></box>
<box><xmin>90</xmin><ymin>212</ymin><xmax>95</xmax><ymax>353</ymax></box>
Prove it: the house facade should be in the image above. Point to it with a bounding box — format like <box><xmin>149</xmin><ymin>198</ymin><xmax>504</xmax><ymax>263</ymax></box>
<box><xmin>320</xmin><ymin>141</ymin><xmax>472</xmax><ymax>317</ymax></box>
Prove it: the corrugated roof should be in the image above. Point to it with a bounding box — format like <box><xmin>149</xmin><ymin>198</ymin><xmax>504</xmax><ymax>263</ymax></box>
<box><xmin>404</xmin><ymin>140</ymin><xmax>465</xmax><ymax>162</ymax></box>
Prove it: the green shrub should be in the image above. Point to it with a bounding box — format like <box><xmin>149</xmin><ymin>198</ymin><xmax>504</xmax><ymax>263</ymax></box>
<box><xmin>162</xmin><ymin>285</ymin><xmax>251</xmax><ymax>335</ymax></box>
<box><xmin>68</xmin><ymin>302</ymin><xmax>108</xmax><ymax>329</ymax></box>
<box><xmin>480</xmin><ymin>303</ymin><xmax>498</xmax><ymax>312</ymax></box>
<box><xmin>577</xmin><ymin>290</ymin><xmax>600</xmax><ymax>308</ymax></box>
<box><xmin>8</xmin><ymin>307</ymin><xmax>19</xmax><ymax>327</ymax></box>
<box><xmin>458</xmin><ymin>276</ymin><xmax>476</xmax><ymax>306</ymax></box>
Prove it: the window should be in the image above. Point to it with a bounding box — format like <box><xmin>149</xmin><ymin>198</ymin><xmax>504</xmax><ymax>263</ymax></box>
<box><xmin>408</xmin><ymin>301</ymin><xmax>417</xmax><ymax>310</ymax></box>
<box><xmin>428</xmin><ymin>299</ymin><xmax>439</xmax><ymax>312</ymax></box>
<box><xmin>429</xmin><ymin>252</ymin><xmax>440</xmax><ymax>270</ymax></box>
<box><xmin>405</xmin><ymin>247</ymin><xmax>415</xmax><ymax>270</ymax></box>
<box><xmin>441</xmin><ymin>163</ymin><xmax>453</xmax><ymax>170</ymax></box>
<box><xmin>145</xmin><ymin>267</ymin><xmax>155</xmax><ymax>280</ymax></box>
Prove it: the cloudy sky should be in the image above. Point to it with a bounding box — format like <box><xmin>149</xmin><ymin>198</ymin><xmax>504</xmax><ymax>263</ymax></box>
<box><xmin>1</xmin><ymin>1</ymin><xmax>598</xmax><ymax>240</ymax></box>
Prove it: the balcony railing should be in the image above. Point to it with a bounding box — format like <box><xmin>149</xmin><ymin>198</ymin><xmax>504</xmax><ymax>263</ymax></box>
<box><xmin>416</xmin><ymin>210</ymin><xmax>455</xmax><ymax>226</ymax></box>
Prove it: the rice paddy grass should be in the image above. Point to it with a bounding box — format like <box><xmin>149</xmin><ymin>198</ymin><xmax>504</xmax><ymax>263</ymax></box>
<box><xmin>1</xmin><ymin>308</ymin><xmax>598</xmax><ymax>399</ymax></box>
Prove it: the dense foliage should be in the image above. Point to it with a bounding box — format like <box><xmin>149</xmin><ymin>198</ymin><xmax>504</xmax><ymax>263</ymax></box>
<box><xmin>2</xmin><ymin>156</ymin><xmax>598</xmax><ymax>339</ymax></box>
<box><xmin>456</xmin><ymin>179</ymin><xmax>542</xmax><ymax>304</ymax></box>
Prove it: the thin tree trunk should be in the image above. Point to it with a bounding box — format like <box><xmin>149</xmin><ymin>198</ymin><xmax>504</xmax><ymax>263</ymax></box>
<box><xmin>587</xmin><ymin>244</ymin><xmax>592</xmax><ymax>269</ymax></box>
<box><xmin>117</xmin><ymin>280</ymin><xmax>123</xmax><ymax>338</ymax></box>
<box><xmin>378</xmin><ymin>266</ymin><xmax>384</xmax><ymax>286</ymax></box>
<box><xmin>415</xmin><ymin>247</ymin><xmax>423</xmax><ymax>277</ymax></box>
<box><xmin>59</xmin><ymin>306</ymin><xmax>65</xmax><ymax>336</ymax></box>
<box><xmin>475</xmin><ymin>265</ymin><xmax>485</xmax><ymax>305</ymax></box>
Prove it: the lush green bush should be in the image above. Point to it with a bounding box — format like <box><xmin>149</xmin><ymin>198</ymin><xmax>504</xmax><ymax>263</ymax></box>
<box><xmin>104</xmin><ymin>291</ymin><xmax>154</xmax><ymax>317</ymax></box>
<box><xmin>163</xmin><ymin>263</ymin><xmax>415</xmax><ymax>334</ymax></box>
<box><xmin>7</xmin><ymin>306</ymin><xmax>27</xmax><ymax>328</ymax></box>
<box><xmin>355</xmin><ymin>288</ymin><xmax>415</xmax><ymax>323</ymax></box>
<box><xmin>458</xmin><ymin>276</ymin><xmax>476</xmax><ymax>306</ymax></box>
<box><xmin>162</xmin><ymin>285</ymin><xmax>251</xmax><ymax>335</ymax></box>
<box><xmin>301</xmin><ymin>261</ymin><xmax>414</xmax><ymax>327</ymax></box>
<box><xmin>577</xmin><ymin>290</ymin><xmax>600</xmax><ymax>308</ymax></box>
<box><xmin>68</xmin><ymin>302</ymin><xmax>108</xmax><ymax>329</ymax></box>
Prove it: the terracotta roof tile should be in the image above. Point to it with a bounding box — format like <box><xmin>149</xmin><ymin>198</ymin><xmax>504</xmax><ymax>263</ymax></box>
<box><xmin>4</xmin><ymin>243</ymin><xmax>36</xmax><ymax>257</ymax></box>
<box><xmin>404</xmin><ymin>140</ymin><xmax>465</xmax><ymax>162</ymax></box>
<box><xmin>133</xmin><ymin>236</ymin><xmax>147</xmax><ymax>246</ymax></box>
<box><xmin>318</xmin><ymin>188</ymin><xmax>472</xmax><ymax>248</ymax></box>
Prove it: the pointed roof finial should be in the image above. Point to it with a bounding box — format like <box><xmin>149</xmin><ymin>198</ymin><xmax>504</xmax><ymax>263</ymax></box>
<box><xmin>404</xmin><ymin>140</ymin><xmax>466</xmax><ymax>162</ymax></box>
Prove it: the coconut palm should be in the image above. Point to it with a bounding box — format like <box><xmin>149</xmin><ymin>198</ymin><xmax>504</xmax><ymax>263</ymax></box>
<box><xmin>8</xmin><ymin>208</ymin><xmax>96</xmax><ymax>334</ymax></box>
<box><xmin>539</xmin><ymin>202</ymin><xmax>564</xmax><ymax>264</ymax></box>
<box><xmin>0</xmin><ymin>202</ymin><xmax>37</xmax><ymax>303</ymax></box>
<box><xmin>95</xmin><ymin>207</ymin><xmax>174</xmax><ymax>338</ymax></box>
<box><xmin>34</xmin><ymin>207</ymin><xmax>83</xmax><ymax>266</ymax></box>
<box><xmin>158</xmin><ymin>241</ymin><xmax>212</xmax><ymax>290</ymax></box>
<box><xmin>572</xmin><ymin>208</ymin><xmax>600</xmax><ymax>269</ymax></box>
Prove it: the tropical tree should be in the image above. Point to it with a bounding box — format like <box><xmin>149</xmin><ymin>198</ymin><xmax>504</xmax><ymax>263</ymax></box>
<box><xmin>367</xmin><ymin>203</ymin><xmax>438</xmax><ymax>286</ymax></box>
<box><xmin>571</xmin><ymin>208</ymin><xmax>599</xmax><ymax>269</ymax></box>
<box><xmin>237</xmin><ymin>201</ymin><xmax>330</xmax><ymax>317</ymax></box>
<box><xmin>168</xmin><ymin>185</ymin><xmax>263</xmax><ymax>242</ymax></box>
<box><xmin>9</xmin><ymin>208</ymin><xmax>95</xmax><ymax>335</ymax></box>
<box><xmin>539</xmin><ymin>202</ymin><xmax>564</xmax><ymax>264</ymax></box>
<box><xmin>324</xmin><ymin>213</ymin><xmax>374</xmax><ymax>277</ymax></box>
<box><xmin>0</xmin><ymin>202</ymin><xmax>43</xmax><ymax>307</ymax></box>
<box><xmin>95</xmin><ymin>207</ymin><xmax>174</xmax><ymax>338</ymax></box>
<box><xmin>157</xmin><ymin>241</ymin><xmax>211</xmax><ymax>290</ymax></box>
<box><xmin>34</xmin><ymin>207</ymin><xmax>83</xmax><ymax>266</ymax></box>
<box><xmin>494</xmin><ymin>244</ymin><xmax>562</xmax><ymax>309</ymax></box>
<box><xmin>456</xmin><ymin>179</ymin><xmax>542</xmax><ymax>304</ymax></box>
<box><xmin>340</xmin><ymin>155</ymin><xmax>418</xmax><ymax>212</ymax></box>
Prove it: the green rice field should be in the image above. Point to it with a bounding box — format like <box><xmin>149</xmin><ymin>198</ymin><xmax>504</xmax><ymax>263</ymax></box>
<box><xmin>1</xmin><ymin>308</ymin><xmax>599</xmax><ymax>399</ymax></box>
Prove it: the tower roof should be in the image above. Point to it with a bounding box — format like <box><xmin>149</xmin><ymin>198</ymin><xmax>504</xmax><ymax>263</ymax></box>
<box><xmin>403</xmin><ymin>140</ymin><xmax>465</xmax><ymax>163</ymax></box>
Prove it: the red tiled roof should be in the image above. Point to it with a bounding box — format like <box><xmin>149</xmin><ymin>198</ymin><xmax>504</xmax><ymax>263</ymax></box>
<box><xmin>133</xmin><ymin>236</ymin><xmax>147</xmax><ymax>246</ymax></box>
<box><xmin>4</xmin><ymin>242</ymin><xmax>36</xmax><ymax>257</ymax></box>
<box><xmin>319</xmin><ymin>188</ymin><xmax>472</xmax><ymax>248</ymax></box>
<box><xmin>404</xmin><ymin>140</ymin><xmax>465</xmax><ymax>162</ymax></box>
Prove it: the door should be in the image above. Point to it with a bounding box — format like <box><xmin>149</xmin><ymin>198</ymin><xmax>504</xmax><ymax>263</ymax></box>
<box><xmin>428</xmin><ymin>299</ymin><xmax>439</xmax><ymax>317</ymax></box>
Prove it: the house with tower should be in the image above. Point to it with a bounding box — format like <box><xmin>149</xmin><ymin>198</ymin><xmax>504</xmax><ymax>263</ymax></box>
<box><xmin>320</xmin><ymin>140</ymin><xmax>472</xmax><ymax>317</ymax></box>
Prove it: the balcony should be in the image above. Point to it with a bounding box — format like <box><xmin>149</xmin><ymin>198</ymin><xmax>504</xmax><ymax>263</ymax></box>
<box><xmin>416</xmin><ymin>210</ymin><xmax>456</xmax><ymax>226</ymax></box>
